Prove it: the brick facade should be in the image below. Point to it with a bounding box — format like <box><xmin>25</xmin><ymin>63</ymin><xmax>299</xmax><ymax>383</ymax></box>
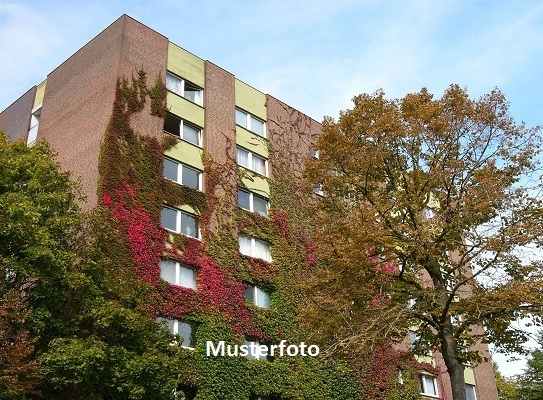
<box><xmin>0</xmin><ymin>87</ymin><xmax>35</xmax><ymax>142</ymax></box>
<box><xmin>266</xmin><ymin>95</ymin><xmax>321</xmax><ymax>180</ymax></box>
<box><xmin>31</xmin><ymin>15</ymin><xmax>167</xmax><ymax>208</ymax></box>
<box><xmin>203</xmin><ymin>61</ymin><xmax>237</xmax><ymax>232</ymax></box>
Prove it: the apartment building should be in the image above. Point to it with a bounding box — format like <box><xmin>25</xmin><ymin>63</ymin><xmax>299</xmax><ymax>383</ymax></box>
<box><xmin>0</xmin><ymin>15</ymin><xmax>499</xmax><ymax>400</ymax></box>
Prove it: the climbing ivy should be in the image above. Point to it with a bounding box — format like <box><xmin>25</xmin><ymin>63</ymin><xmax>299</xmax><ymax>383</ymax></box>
<box><xmin>96</xmin><ymin>69</ymin><xmax>421</xmax><ymax>400</ymax></box>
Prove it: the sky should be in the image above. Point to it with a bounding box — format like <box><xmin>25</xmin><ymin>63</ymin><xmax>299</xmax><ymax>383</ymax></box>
<box><xmin>1</xmin><ymin>0</ymin><xmax>543</xmax><ymax>376</ymax></box>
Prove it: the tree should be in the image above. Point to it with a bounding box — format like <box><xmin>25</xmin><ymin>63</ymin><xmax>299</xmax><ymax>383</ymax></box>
<box><xmin>493</xmin><ymin>362</ymin><xmax>520</xmax><ymax>400</ymax></box>
<box><xmin>38</xmin><ymin>208</ymin><xmax>184</xmax><ymax>399</ymax></box>
<box><xmin>0</xmin><ymin>132</ymin><xmax>82</xmax><ymax>398</ymax></box>
<box><xmin>0</xmin><ymin>289</ymin><xmax>40</xmax><ymax>398</ymax></box>
<box><xmin>304</xmin><ymin>85</ymin><xmax>543</xmax><ymax>400</ymax></box>
<box><xmin>0</xmin><ymin>133</ymin><xmax>184</xmax><ymax>399</ymax></box>
<box><xmin>518</xmin><ymin>331</ymin><xmax>543</xmax><ymax>399</ymax></box>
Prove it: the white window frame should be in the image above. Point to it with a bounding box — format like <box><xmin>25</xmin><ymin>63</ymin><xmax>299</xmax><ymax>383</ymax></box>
<box><xmin>164</xmin><ymin>158</ymin><xmax>203</xmax><ymax>190</ymax></box>
<box><xmin>235</xmin><ymin>108</ymin><xmax>266</xmax><ymax>138</ymax></box>
<box><xmin>238</xmin><ymin>188</ymin><xmax>269</xmax><ymax>216</ymax></box>
<box><xmin>157</xmin><ymin>317</ymin><xmax>197</xmax><ymax>349</ymax></box>
<box><xmin>164</xmin><ymin>112</ymin><xmax>203</xmax><ymax>147</ymax></box>
<box><xmin>239</xmin><ymin>235</ymin><xmax>272</xmax><ymax>262</ymax></box>
<box><xmin>179</xmin><ymin>121</ymin><xmax>202</xmax><ymax>147</ymax></box>
<box><xmin>161</xmin><ymin>206</ymin><xmax>200</xmax><ymax>239</ymax></box>
<box><xmin>244</xmin><ymin>286</ymin><xmax>271</xmax><ymax>308</ymax></box>
<box><xmin>236</xmin><ymin>146</ymin><xmax>268</xmax><ymax>176</ymax></box>
<box><xmin>419</xmin><ymin>374</ymin><xmax>439</xmax><ymax>397</ymax></box>
<box><xmin>159</xmin><ymin>259</ymin><xmax>197</xmax><ymax>289</ymax></box>
<box><xmin>166</xmin><ymin>72</ymin><xmax>203</xmax><ymax>106</ymax></box>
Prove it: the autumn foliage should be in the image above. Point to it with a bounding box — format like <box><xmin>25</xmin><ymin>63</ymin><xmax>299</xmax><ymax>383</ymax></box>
<box><xmin>305</xmin><ymin>85</ymin><xmax>543</xmax><ymax>400</ymax></box>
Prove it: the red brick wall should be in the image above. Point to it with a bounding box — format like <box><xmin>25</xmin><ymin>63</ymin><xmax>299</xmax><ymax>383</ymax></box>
<box><xmin>203</xmin><ymin>61</ymin><xmax>236</xmax><ymax>165</ymax></box>
<box><xmin>203</xmin><ymin>61</ymin><xmax>236</xmax><ymax>232</ymax></box>
<box><xmin>0</xmin><ymin>87</ymin><xmax>36</xmax><ymax>142</ymax></box>
<box><xmin>38</xmin><ymin>15</ymin><xmax>167</xmax><ymax>209</ymax></box>
<box><xmin>471</xmin><ymin>327</ymin><xmax>500</xmax><ymax>400</ymax></box>
<box><xmin>117</xmin><ymin>17</ymin><xmax>167</xmax><ymax>141</ymax></box>
<box><xmin>266</xmin><ymin>95</ymin><xmax>321</xmax><ymax>180</ymax></box>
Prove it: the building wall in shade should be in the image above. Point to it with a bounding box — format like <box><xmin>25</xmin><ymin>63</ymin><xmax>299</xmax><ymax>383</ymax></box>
<box><xmin>0</xmin><ymin>87</ymin><xmax>35</xmax><ymax>142</ymax></box>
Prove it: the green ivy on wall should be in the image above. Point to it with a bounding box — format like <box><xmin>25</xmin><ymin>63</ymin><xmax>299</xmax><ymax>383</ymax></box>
<box><xmin>97</xmin><ymin>69</ymin><xmax>421</xmax><ymax>400</ymax></box>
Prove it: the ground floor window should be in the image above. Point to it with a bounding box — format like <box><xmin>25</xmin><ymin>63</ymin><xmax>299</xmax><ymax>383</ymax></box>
<box><xmin>419</xmin><ymin>374</ymin><xmax>438</xmax><ymax>397</ymax></box>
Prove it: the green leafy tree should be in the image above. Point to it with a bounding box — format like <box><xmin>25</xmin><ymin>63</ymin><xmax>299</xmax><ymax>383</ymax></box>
<box><xmin>0</xmin><ymin>133</ymin><xmax>184</xmax><ymax>399</ymax></box>
<box><xmin>304</xmin><ymin>85</ymin><xmax>543</xmax><ymax>400</ymax></box>
<box><xmin>518</xmin><ymin>332</ymin><xmax>543</xmax><ymax>400</ymax></box>
<box><xmin>0</xmin><ymin>132</ymin><xmax>82</xmax><ymax>398</ymax></box>
<box><xmin>0</xmin><ymin>289</ymin><xmax>40</xmax><ymax>398</ymax></box>
<box><xmin>493</xmin><ymin>362</ymin><xmax>520</xmax><ymax>400</ymax></box>
<box><xmin>39</xmin><ymin>208</ymin><xmax>184</xmax><ymax>399</ymax></box>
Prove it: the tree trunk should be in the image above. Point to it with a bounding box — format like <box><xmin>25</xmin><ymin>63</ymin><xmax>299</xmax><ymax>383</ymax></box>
<box><xmin>440</xmin><ymin>325</ymin><xmax>466</xmax><ymax>400</ymax></box>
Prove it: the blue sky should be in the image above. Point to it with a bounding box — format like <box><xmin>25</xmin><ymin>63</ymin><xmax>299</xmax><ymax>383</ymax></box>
<box><xmin>1</xmin><ymin>0</ymin><xmax>542</xmax><ymax>376</ymax></box>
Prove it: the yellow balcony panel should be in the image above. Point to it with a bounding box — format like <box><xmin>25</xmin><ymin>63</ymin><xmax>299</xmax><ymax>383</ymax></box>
<box><xmin>167</xmin><ymin>42</ymin><xmax>205</xmax><ymax>88</ymax></box>
<box><xmin>178</xmin><ymin>204</ymin><xmax>198</xmax><ymax>215</ymax></box>
<box><xmin>236</xmin><ymin>126</ymin><xmax>269</xmax><ymax>159</ymax></box>
<box><xmin>34</xmin><ymin>80</ymin><xmax>46</xmax><ymax>108</ymax></box>
<box><xmin>464</xmin><ymin>366</ymin><xmax>476</xmax><ymax>385</ymax></box>
<box><xmin>167</xmin><ymin>92</ymin><xmax>205</xmax><ymax>128</ymax></box>
<box><xmin>235</xmin><ymin>79</ymin><xmax>266</xmax><ymax>120</ymax></box>
<box><xmin>164</xmin><ymin>139</ymin><xmax>204</xmax><ymax>171</ymax></box>
<box><xmin>240</xmin><ymin>170</ymin><xmax>270</xmax><ymax>198</ymax></box>
<box><xmin>414</xmin><ymin>354</ymin><xmax>436</xmax><ymax>366</ymax></box>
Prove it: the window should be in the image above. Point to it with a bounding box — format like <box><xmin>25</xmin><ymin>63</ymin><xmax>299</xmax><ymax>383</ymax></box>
<box><xmin>236</xmin><ymin>108</ymin><xmax>265</xmax><ymax>137</ymax></box>
<box><xmin>164</xmin><ymin>158</ymin><xmax>202</xmax><ymax>190</ymax></box>
<box><xmin>310</xmin><ymin>148</ymin><xmax>319</xmax><ymax>158</ymax></box>
<box><xmin>238</xmin><ymin>189</ymin><xmax>268</xmax><ymax>216</ymax></box>
<box><xmin>158</xmin><ymin>317</ymin><xmax>197</xmax><ymax>348</ymax></box>
<box><xmin>27</xmin><ymin>105</ymin><xmax>41</xmax><ymax>145</ymax></box>
<box><xmin>161</xmin><ymin>206</ymin><xmax>199</xmax><ymax>239</ymax></box>
<box><xmin>245</xmin><ymin>340</ymin><xmax>270</xmax><ymax>360</ymax></box>
<box><xmin>409</xmin><ymin>330</ymin><xmax>419</xmax><ymax>350</ymax></box>
<box><xmin>244</xmin><ymin>286</ymin><xmax>271</xmax><ymax>308</ymax></box>
<box><xmin>166</xmin><ymin>72</ymin><xmax>203</xmax><ymax>106</ymax></box>
<box><xmin>419</xmin><ymin>374</ymin><xmax>438</xmax><ymax>397</ymax></box>
<box><xmin>159</xmin><ymin>259</ymin><xmax>197</xmax><ymax>289</ymax></box>
<box><xmin>314</xmin><ymin>183</ymin><xmax>324</xmax><ymax>196</ymax></box>
<box><xmin>398</xmin><ymin>368</ymin><xmax>404</xmax><ymax>385</ymax></box>
<box><xmin>164</xmin><ymin>112</ymin><xmax>202</xmax><ymax>146</ymax></box>
<box><xmin>465</xmin><ymin>384</ymin><xmax>477</xmax><ymax>400</ymax></box>
<box><xmin>236</xmin><ymin>146</ymin><xmax>267</xmax><ymax>176</ymax></box>
<box><xmin>239</xmin><ymin>235</ymin><xmax>272</xmax><ymax>262</ymax></box>
<box><xmin>175</xmin><ymin>387</ymin><xmax>196</xmax><ymax>400</ymax></box>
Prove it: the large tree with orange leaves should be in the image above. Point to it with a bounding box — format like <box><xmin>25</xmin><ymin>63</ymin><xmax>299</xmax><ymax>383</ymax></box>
<box><xmin>303</xmin><ymin>85</ymin><xmax>543</xmax><ymax>400</ymax></box>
